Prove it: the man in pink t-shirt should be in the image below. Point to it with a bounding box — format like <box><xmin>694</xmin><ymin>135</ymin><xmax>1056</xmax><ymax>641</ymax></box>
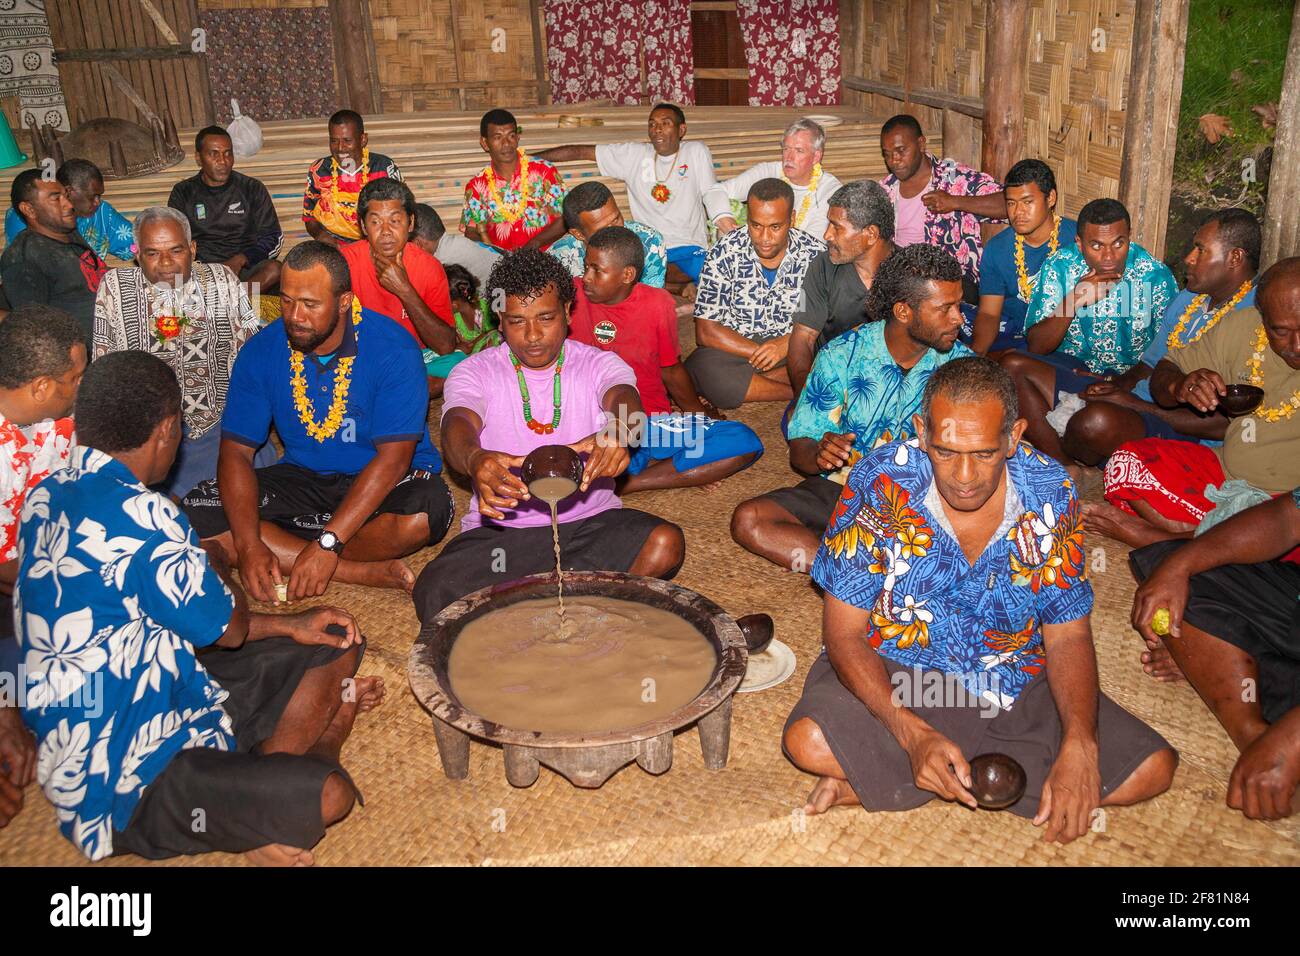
<box><xmin>411</xmin><ymin>249</ymin><xmax>686</xmax><ymax>623</ymax></box>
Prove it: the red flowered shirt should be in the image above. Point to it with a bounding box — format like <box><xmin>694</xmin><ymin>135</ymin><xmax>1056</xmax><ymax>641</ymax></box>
<box><xmin>0</xmin><ymin>411</ymin><xmax>76</xmax><ymax>562</ymax></box>
<box><xmin>880</xmin><ymin>154</ymin><xmax>1003</xmax><ymax>281</ymax></box>
<box><xmin>461</xmin><ymin>158</ymin><xmax>565</xmax><ymax>252</ymax></box>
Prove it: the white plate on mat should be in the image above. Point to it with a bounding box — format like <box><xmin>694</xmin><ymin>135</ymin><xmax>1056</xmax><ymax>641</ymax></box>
<box><xmin>737</xmin><ymin>638</ymin><xmax>796</xmax><ymax>693</ymax></box>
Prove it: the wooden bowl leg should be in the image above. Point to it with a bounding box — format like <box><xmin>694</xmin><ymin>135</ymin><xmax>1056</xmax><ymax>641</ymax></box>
<box><xmin>504</xmin><ymin>745</ymin><xmax>541</xmax><ymax>788</ymax></box>
<box><xmin>697</xmin><ymin>697</ymin><xmax>733</xmax><ymax>770</ymax></box>
<box><xmin>432</xmin><ymin>715</ymin><xmax>471</xmax><ymax>779</ymax></box>
<box><xmin>635</xmin><ymin>731</ymin><xmax>674</xmax><ymax>775</ymax></box>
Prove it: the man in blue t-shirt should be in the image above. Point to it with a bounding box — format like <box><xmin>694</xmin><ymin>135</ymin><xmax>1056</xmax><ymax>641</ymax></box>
<box><xmin>971</xmin><ymin>159</ymin><xmax>1078</xmax><ymax>354</ymax></box>
<box><xmin>1060</xmin><ymin>209</ymin><xmax>1260</xmax><ymax>465</ymax></box>
<box><xmin>181</xmin><ymin>241</ymin><xmax>454</xmax><ymax>603</ymax></box>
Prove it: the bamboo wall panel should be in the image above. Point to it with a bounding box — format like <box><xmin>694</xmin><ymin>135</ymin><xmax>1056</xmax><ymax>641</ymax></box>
<box><xmin>838</xmin><ymin>0</ymin><xmax>1138</xmax><ymax>216</ymax></box>
<box><xmin>46</xmin><ymin>0</ymin><xmax>212</xmax><ymax>129</ymax></box>
<box><xmin>371</xmin><ymin>0</ymin><xmax>542</xmax><ymax>114</ymax></box>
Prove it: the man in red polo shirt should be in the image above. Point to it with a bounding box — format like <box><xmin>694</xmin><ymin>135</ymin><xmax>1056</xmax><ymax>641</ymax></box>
<box><xmin>341</xmin><ymin>178</ymin><xmax>457</xmax><ymax>367</ymax></box>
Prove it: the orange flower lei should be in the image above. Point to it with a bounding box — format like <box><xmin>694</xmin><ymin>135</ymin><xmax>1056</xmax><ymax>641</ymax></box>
<box><xmin>784</xmin><ymin>163</ymin><xmax>822</xmax><ymax>229</ymax></box>
<box><xmin>290</xmin><ymin>298</ymin><xmax>362</xmax><ymax>442</ymax></box>
<box><xmin>1166</xmin><ymin>280</ymin><xmax>1253</xmax><ymax>350</ymax></box>
<box><xmin>484</xmin><ymin>149</ymin><xmax>532</xmax><ymax>223</ymax></box>
<box><xmin>330</xmin><ymin>148</ymin><xmax>371</xmax><ymax>219</ymax></box>
<box><xmin>1014</xmin><ymin>217</ymin><xmax>1061</xmax><ymax>301</ymax></box>
<box><xmin>1244</xmin><ymin>324</ymin><xmax>1300</xmax><ymax>423</ymax></box>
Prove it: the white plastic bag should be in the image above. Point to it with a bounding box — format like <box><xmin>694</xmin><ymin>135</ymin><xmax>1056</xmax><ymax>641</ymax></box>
<box><xmin>226</xmin><ymin>99</ymin><xmax>263</xmax><ymax>159</ymax></box>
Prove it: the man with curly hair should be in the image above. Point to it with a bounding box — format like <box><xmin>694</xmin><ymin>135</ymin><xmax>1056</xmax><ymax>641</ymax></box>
<box><xmin>731</xmin><ymin>245</ymin><xmax>972</xmax><ymax>572</ymax></box>
<box><xmin>412</xmin><ymin>248</ymin><xmax>686</xmax><ymax>622</ymax></box>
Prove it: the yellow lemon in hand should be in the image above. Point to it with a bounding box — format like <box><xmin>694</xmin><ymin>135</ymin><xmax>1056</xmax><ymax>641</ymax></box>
<box><xmin>1151</xmin><ymin>607</ymin><xmax>1171</xmax><ymax>636</ymax></box>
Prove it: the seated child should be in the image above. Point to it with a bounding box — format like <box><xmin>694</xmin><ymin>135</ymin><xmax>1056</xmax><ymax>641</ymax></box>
<box><xmin>569</xmin><ymin>226</ymin><xmax>763</xmax><ymax>492</ymax></box>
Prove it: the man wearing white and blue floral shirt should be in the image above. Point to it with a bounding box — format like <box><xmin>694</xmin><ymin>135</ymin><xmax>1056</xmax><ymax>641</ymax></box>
<box><xmin>685</xmin><ymin>178</ymin><xmax>825</xmax><ymax>409</ymax></box>
<box><xmin>16</xmin><ymin>351</ymin><xmax>383</xmax><ymax>864</ymax></box>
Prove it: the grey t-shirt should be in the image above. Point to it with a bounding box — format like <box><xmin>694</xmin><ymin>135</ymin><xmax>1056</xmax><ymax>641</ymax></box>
<box><xmin>792</xmin><ymin>250</ymin><xmax>871</xmax><ymax>351</ymax></box>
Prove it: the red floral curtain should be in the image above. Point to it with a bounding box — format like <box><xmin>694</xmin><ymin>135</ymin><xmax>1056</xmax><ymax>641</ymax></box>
<box><xmin>735</xmin><ymin>0</ymin><xmax>841</xmax><ymax>107</ymax></box>
<box><xmin>543</xmin><ymin>0</ymin><xmax>694</xmax><ymax>106</ymax></box>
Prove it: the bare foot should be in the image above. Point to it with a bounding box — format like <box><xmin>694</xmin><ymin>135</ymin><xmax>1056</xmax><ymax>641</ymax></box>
<box><xmin>1082</xmin><ymin>502</ymin><xmax>1173</xmax><ymax>548</ymax></box>
<box><xmin>803</xmin><ymin>776</ymin><xmax>860</xmax><ymax>815</ymax></box>
<box><xmin>674</xmin><ymin>301</ymin><xmax>694</xmax><ymax>319</ymax></box>
<box><xmin>700</xmin><ymin>480</ymin><xmax>723</xmax><ymax>492</ymax></box>
<box><xmin>245</xmin><ymin>843</ymin><xmax>315</xmax><ymax>867</ymax></box>
<box><xmin>353</xmin><ymin>675</ymin><xmax>387</xmax><ymax>713</ymax></box>
<box><xmin>1139</xmin><ymin>638</ymin><xmax>1185</xmax><ymax>682</ymax></box>
<box><xmin>346</xmin><ymin>558</ymin><xmax>415</xmax><ymax>592</ymax></box>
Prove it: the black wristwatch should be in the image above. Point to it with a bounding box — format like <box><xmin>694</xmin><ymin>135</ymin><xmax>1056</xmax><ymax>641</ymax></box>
<box><xmin>316</xmin><ymin>530</ymin><xmax>345</xmax><ymax>554</ymax></box>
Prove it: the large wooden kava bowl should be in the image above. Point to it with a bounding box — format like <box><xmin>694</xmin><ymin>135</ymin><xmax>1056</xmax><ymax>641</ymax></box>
<box><xmin>409</xmin><ymin>571</ymin><xmax>749</xmax><ymax>789</ymax></box>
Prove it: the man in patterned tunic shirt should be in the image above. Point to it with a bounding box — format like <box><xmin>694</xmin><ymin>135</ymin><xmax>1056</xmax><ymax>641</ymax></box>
<box><xmin>93</xmin><ymin>207</ymin><xmax>273</xmax><ymax>499</ymax></box>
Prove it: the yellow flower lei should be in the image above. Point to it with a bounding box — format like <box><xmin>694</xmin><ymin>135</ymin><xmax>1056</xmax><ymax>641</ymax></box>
<box><xmin>330</xmin><ymin>147</ymin><xmax>371</xmax><ymax>220</ymax></box>
<box><xmin>1166</xmin><ymin>280</ymin><xmax>1253</xmax><ymax>350</ymax></box>
<box><xmin>1244</xmin><ymin>324</ymin><xmax>1300</xmax><ymax>423</ymax></box>
<box><xmin>784</xmin><ymin>162</ymin><xmax>822</xmax><ymax>229</ymax></box>
<box><xmin>484</xmin><ymin>149</ymin><xmax>532</xmax><ymax>223</ymax></box>
<box><xmin>290</xmin><ymin>298</ymin><xmax>362</xmax><ymax>443</ymax></box>
<box><xmin>1014</xmin><ymin>216</ymin><xmax>1061</xmax><ymax>301</ymax></box>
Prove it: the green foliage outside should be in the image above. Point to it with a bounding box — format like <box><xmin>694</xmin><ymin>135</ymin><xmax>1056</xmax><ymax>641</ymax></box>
<box><xmin>1174</xmin><ymin>0</ymin><xmax>1290</xmax><ymax>214</ymax></box>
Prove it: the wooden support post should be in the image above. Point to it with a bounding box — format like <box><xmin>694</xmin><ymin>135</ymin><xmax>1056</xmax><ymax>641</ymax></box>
<box><xmin>529</xmin><ymin>0</ymin><xmax>551</xmax><ymax>106</ymax></box>
<box><xmin>446</xmin><ymin>2</ymin><xmax>467</xmax><ymax>112</ymax></box>
<box><xmin>1261</xmin><ymin>0</ymin><xmax>1300</xmax><ymax>269</ymax></box>
<box><xmin>943</xmin><ymin>108</ymin><xmax>980</xmax><ymax>170</ymax></box>
<box><xmin>330</xmin><ymin>0</ymin><xmax>376</xmax><ymax>116</ymax></box>
<box><xmin>1118</xmin><ymin>0</ymin><xmax>1190</xmax><ymax>260</ymax></box>
<box><xmin>903</xmin><ymin>0</ymin><xmax>930</xmax><ymax>110</ymax></box>
<box><xmin>981</xmin><ymin>0</ymin><xmax>1028</xmax><ymax>182</ymax></box>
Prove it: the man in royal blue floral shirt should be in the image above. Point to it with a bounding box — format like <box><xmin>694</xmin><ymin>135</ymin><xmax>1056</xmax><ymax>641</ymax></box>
<box><xmin>783</xmin><ymin>356</ymin><xmax>1176</xmax><ymax>843</ymax></box>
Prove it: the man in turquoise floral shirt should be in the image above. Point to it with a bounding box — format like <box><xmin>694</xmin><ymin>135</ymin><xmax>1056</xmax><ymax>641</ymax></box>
<box><xmin>1000</xmin><ymin>198</ymin><xmax>1177</xmax><ymax>470</ymax></box>
<box><xmin>731</xmin><ymin>244</ymin><xmax>969</xmax><ymax>572</ymax></box>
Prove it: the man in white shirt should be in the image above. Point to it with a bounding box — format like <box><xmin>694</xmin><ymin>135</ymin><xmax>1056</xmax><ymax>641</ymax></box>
<box><xmin>412</xmin><ymin>203</ymin><xmax>501</xmax><ymax>293</ymax></box>
<box><xmin>705</xmin><ymin>118</ymin><xmax>843</xmax><ymax>240</ymax></box>
<box><xmin>534</xmin><ymin>103</ymin><xmax>718</xmax><ymax>296</ymax></box>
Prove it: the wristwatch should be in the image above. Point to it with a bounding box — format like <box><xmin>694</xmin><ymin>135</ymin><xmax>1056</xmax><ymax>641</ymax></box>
<box><xmin>316</xmin><ymin>530</ymin><xmax>345</xmax><ymax>554</ymax></box>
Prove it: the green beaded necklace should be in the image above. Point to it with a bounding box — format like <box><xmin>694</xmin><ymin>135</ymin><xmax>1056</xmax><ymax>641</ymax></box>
<box><xmin>510</xmin><ymin>343</ymin><xmax>564</xmax><ymax>434</ymax></box>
